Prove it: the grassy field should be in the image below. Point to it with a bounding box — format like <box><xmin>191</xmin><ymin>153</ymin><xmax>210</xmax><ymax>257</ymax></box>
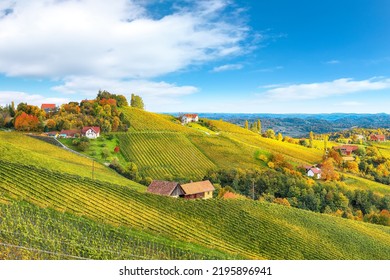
<box><xmin>1</xmin><ymin>159</ymin><xmax>389</xmax><ymax>259</ymax></box>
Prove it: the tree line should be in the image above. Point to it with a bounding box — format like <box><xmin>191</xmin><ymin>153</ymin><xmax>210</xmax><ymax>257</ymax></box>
<box><xmin>0</xmin><ymin>91</ymin><xmax>144</xmax><ymax>133</ymax></box>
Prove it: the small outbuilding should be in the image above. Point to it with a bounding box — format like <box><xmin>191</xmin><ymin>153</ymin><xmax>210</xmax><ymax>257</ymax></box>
<box><xmin>147</xmin><ymin>180</ymin><xmax>185</xmax><ymax>198</ymax></box>
<box><xmin>181</xmin><ymin>180</ymin><xmax>215</xmax><ymax>199</ymax></box>
<box><xmin>82</xmin><ymin>126</ymin><xmax>100</xmax><ymax>139</ymax></box>
<box><xmin>307</xmin><ymin>167</ymin><xmax>321</xmax><ymax>179</ymax></box>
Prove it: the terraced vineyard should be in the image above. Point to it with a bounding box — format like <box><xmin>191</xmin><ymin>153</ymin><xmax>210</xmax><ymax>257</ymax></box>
<box><xmin>205</xmin><ymin>120</ymin><xmax>323</xmax><ymax>165</ymax></box>
<box><xmin>187</xmin><ymin>133</ymin><xmax>263</xmax><ymax>169</ymax></box>
<box><xmin>1</xmin><ymin>159</ymin><xmax>390</xmax><ymax>259</ymax></box>
<box><xmin>0</xmin><ymin>132</ymin><xmax>141</xmax><ymax>189</ymax></box>
<box><xmin>121</xmin><ymin>107</ymin><xmax>188</xmax><ymax>132</ymax></box>
<box><xmin>117</xmin><ymin>132</ymin><xmax>216</xmax><ymax>179</ymax></box>
<box><xmin>0</xmin><ymin>201</ymin><xmax>231</xmax><ymax>260</ymax></box>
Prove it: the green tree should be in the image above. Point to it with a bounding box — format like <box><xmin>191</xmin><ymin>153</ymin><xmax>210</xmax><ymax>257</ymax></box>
<box><xmin>130</xmin><ymin>94</ymin><xmax>144</xmax><ymax>109</ymax></box>
<box><xmin>323</xmin><ymin>134</ymin><xmax>329</xmax><ymax>155</ymax></box>
<box><xmin>309</xmin><ymin>131</ymin><xmax>314</xmax><ymax>148</ymax></box>
<box><xmin>9</xmin><ymin>101</ymin><xmax>16</xmax><ymax>117</ymax></box>
<box><xmin>257</xmin><ymin>119</ymin><xmax>262</xmax><ymax>134</ymax></box>
<box><xmin>101</xmin><ymin>148</ymin><xmax>111</xmax><ymax>160</ymax></box>
<box><xmin>265</xmin><ymin>129</ymin><xmax>275</xmax><ymax>139</ymax></box>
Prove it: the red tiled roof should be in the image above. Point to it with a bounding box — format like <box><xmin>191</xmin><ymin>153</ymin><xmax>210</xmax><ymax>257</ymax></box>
<box><xmin>309</xmin><ymin>167</ymin><xmax>321</xmax><ymax>174</ymax></box>
<box><xmin>181</xmin><ymin>180</ymin><xmax>215</xmax><ymax>195</ymax></box>
<box><xmin>60</xmin><ymin>129</ymin><xmax>80</xmax><ymax>136</ymax></box>
<box><xmin>334</xmin><ymin>145</ymin><xmax>358</xmax><ymax>151</ymax></box>
<box><xmin>147</xmin><ymin>180</ymin><xmax>181</xmax><ymax>196</ymax></box>
<box><xmin>81</xmin><ymin>126</ymin><xmax>101</xmax><ymax>134</ymax></box>
<box><xmin>184</xmin><ymin>114</ymin><xmax>198</xmax><ymax>118</ymax></box>
<box><xmin>41</xmin><ymin>104</ymin><xmax>56</xmax><ymax>110</ymax></box>
<box><xmin>370</xmin><ymin>134</ymin><xmax>386</xmax><ymax>141</ymax></box>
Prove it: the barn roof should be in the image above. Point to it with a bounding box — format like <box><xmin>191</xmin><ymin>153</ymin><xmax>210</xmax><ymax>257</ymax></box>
<box><xmin>147</xmin><ymin>180</ymin><xmax>181</xmax><ymax>196</ymax></box>
<box><xmin>41</xmin><ymin>104</ymin><xmax>56</xmax><ymax>110</ymax></box>
<box><xmin>184</xmin><ymin>114</ymin><xmax>198</xmax><ymax>118</ymax></box>
<box><xmin>309</xmin><ymin>167</ymin><xmax>321</xmax><ymax>174</ymax></box>
<box><xmin>181</xmin><ymin>180</ymin><xmax>215</xmax><ymax>195</ymax></box>
<box><xmin>82</xmin><ymin>126</ymin><xmax>101</xmax><ymax>134</ymax></box>
<box><xmin>59</xmin><ymin>129</ymin><xmax>80</xmax><ymax>136</ymax></box>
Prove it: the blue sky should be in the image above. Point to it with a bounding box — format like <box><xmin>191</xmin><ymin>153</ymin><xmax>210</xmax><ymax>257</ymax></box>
<box><xmin>0</xmin><ymin>0</ymin><xmax>389</xmax><ymax>113</ymax></box>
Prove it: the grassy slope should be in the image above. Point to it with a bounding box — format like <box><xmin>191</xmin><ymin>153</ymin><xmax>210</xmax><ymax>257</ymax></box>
<box><xmin>118</xmin><ymin>109</ymin><xmax>390</xmax><ymax>197</ymax></box>
<box><xmin>118</xmin><ymin>108</ymin><xmax>324</xmax><ymax>178</ymax></box>
<box><xmin>0</xmin><ymin>132</ymin><xmax>143</xmax><ymax>190</ymax></box>
<box><xmin>117</xmin><ymin>132</ymin><xmax>215</xmax><ymax>180</ymax></box>
<box><xmin>1</xmin><ymin>159</ymin><xmax>389</xmax><ymax>259</ymax></box>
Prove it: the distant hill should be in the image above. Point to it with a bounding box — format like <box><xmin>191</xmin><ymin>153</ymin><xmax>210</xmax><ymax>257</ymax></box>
<box><xmin>169</xmin><ymin>113</ymin><xmax>390</xmax><ymax>137</ymax></box>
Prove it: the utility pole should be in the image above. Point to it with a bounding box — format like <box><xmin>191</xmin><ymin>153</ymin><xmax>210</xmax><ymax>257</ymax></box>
<box><xmin>92</xmin><ymin>159</ymin><xmax>95</xmax><ymax>180</ymax></box>
<box><xmin>252</xmin><ymin>179</ymin><xmax>255</xmax><ymax>200</ymax></box>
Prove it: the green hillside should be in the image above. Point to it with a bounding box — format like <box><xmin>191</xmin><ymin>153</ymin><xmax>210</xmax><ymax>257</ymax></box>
<box><xmin>1</xmin><ymin>157</ymin><xmax>390</xmax><ymax>259</ymax></box>
<box><xmin>117</xmin><ymin>108</ymin><xmax>324</xmax><ymax>179</ymax></box>
<box><xmin>0</xmin><ymin>132</ymin><xmax>143</xmax><ymax>190</ymax></box>
<box><xmin>117</xmin><ymin>132</ymin><xmax>216</xmax><ymax>180</ymax></box>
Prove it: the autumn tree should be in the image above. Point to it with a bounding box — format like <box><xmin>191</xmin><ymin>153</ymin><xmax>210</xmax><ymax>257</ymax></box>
<box><xmin>46</xmin><ymin>119</ymin><xmax>57</xmax><ymax>130</ymax></box>
<box><xmin>244</xmin><ymin>120</ymin><xmax>249</xmax><ymax>129</ymax></box>
<box><xmin>277</xmin><ymin>132</ymin><xmax>283</xmax><ymax>141</ymax></box>
<box><xmin>346</xmin><ymin>161</ymin><xmax>359</xmax><ymax>174</ymax></box>
<box><xmin>14</xmin><ymin>112</ymin><xmax>39</xmax><ymax>131</ymax></box>
<box><xmin>321</xmin><ymin>158</ymin><xmax>339</xmax><ymax>181</ymax></box>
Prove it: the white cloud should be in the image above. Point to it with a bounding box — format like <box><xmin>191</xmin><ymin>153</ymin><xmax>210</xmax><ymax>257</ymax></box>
<box><xmin>339</xmin><ymin>101</ymin><xmax>363</xmax><ymax>107</ymax></box>
<box><xmin>257</xmin><ymin>65</ymin><xmax>283</xmax><ymax>72</ymax></box>
<box><xmin>325</xmin><ymin>60</ymin><xmax>340</xmax><ymax>64</ymax></box>
<box><xmin>0</xmin><ymin>0</ymin><xmax>247</xmax><ymax>79</ymax></box>
<box><xmin>264</xmin><ymin>78</ymin><xmax>390</xmax><ymax>101</ymax></box>
<box><xmin>52</xmin><ymin>76</ymin><xmax>198</xmax><ymax>110</ymax></box>
<box><xmin>212</xmin><ymin>64</ymin><xmax>243</xmax><ymax>72</ymax></box>
<box><xmin>0</xmin><ymin>91</ymin><xmax>69</xmax><ymax>107</ymax></box>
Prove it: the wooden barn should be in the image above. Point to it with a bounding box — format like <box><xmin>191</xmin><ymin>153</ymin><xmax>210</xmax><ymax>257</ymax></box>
<box><xmin>147</xmin><ymin>180</ymin><xmax>215</xmax><ymax>199</ymax></box>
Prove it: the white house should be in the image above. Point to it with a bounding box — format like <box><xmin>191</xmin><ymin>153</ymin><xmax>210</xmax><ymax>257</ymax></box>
<box><xmin>307</xmin><ymin>167</ymin><xmax>321</xmax><ymax>179</ymax></box>
<box><xmin>182</xmin><ymin>114</ymin><xmax>199</xmax><ymax>124</ymax></box>
<box><xmin>82</xmin><ymin>126</ymin><xmax>101</xmax><ymax>139</ymax></box>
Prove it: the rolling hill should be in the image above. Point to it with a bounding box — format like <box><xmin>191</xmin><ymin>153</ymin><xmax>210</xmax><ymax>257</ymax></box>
<box><xmin>1</xmin><ymin>129</ymin><xmax>390</xmax><ymax>259</ymax></box>
<box><xmin>116</xmin><ymin>108</ymin><xmax>325</xmax><ymax>179</ymax></box>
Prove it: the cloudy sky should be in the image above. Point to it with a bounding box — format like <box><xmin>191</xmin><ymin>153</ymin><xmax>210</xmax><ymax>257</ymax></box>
<box><xmin>0</xmin><ymin>0</ymin><xmax>389</xmax><ymax>113</ymax></box>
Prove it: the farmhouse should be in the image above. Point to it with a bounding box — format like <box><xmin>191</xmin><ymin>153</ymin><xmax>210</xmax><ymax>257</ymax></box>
<box><xmin>307</xmin><ymin>167</ymin><xmax>321</xmax><ymax>179</ymax></box>
<box><xmin>41</xmin><ymin>104</ymin><xmax>56</xmax><ymax>113</ymax></box>
<box><xmin>181</xmin><ymin>180</ymin><xmax>215</xmax><ymax>199</ymax></box>
<box><xmin>370</xmin><ymin>134</ymin><xmax>386</xmax><ymax>142</ymax></box>
<box><xmin>147</xmin><ymin>180</ymin><xmax>185</xmax><ymax>197</ymax></box>
<box><xmin>82</xmin><ymin>126</ymin><xmax>100</xmax><ymax>139</ymax></box>
<box><xmin>147</xmin><ymin>180</ymin><xmax>215</xmax><ymax>199</ymax></box>
<box><xmin>333</xmin><ymin>145</ymin><xmax>358</xmax><ymax>156</ymax></box>
<box><xmin>59</xmin><ymin>129</ymin><xmax>80</xmax><ymax>138</ymax></box>
<box><xmin>182</xmin><ymin>114</ymin><xmax>199</xmax><ymax>124</ymax></box>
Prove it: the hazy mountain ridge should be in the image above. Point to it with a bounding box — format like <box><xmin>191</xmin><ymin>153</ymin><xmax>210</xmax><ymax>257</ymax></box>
<box><xmin>187</xmin><ymin>113</ymin><xmax>390</xmax><ymax>137</ymax></box>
